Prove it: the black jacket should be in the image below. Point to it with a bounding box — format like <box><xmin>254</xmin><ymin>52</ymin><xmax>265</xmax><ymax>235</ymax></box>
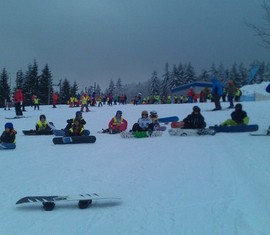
<box><xmin>231</xmin><ymin>110</ymin><xmax>247</xmax><ymax>124</ymax></box>
<box><xmin>183</xmin><ymin>113</ymin><xmax>206</xmax><ymax>129</ymax></box>
<box><xmin>0</xmin><ymin>130</ymin><xmax>17</xmax><ymax>143</ymax></box>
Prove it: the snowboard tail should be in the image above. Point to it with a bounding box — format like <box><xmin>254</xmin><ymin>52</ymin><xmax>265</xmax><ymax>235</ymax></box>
<box><xmin>52</xmin><ymin>135</ymin><xmax>96</xmax><ymax>144</ymax></box>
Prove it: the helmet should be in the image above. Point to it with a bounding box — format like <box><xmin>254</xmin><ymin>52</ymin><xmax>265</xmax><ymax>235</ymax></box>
<box><xmin>40</xmin><ymin>114</ymin><xmax>46</xmax><ymax>120</ymax></box>
<box><xmin>235</xmin><ymin>103</ymin><xmax>242</xmax><ymax>110</ymax></box>
<box><xmin>193</xmin><ymin>106</ymin><xmax>200</xmax><ymax>112</ymax></box>
<box><xmin>76</xmin><ymin>111</ymin><xmax>82</xmax><ymax>117</ymax></box>
<box><xmin>116</xmin><ymin>110</ymin><xmax>122</xmax><ymax>115</ymax></box>
<box><xmin>141</xmin><ymin>110</ymin><xmax>148</xmax><ymax>116</ymax></box>
<box><xmin>150</xmin><ymin>110</ymin><xmax>157</xmax><ymax>116</ymax></box>
<box><xmin>5</xmin><ymin>122</ymin><xmax>13</xmax><ymax>129</ymax></box>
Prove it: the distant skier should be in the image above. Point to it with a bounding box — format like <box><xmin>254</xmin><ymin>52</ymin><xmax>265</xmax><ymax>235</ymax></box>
<box><xmin>14</xmin><ymin>88</ymin><xmax>24</xmax><ymax>116</ymax></box>
<box><xmin>211</xmin><ymin>76</ymin><xmax>223</xmax><ymax>111</ymax></box>
<box><xmin>227</xmin><ymin>80</ymin><xmax>236</xmax><ymax>108</ymax></box>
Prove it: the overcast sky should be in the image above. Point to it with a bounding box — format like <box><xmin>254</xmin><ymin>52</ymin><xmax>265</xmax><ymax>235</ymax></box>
<box><xmin>0</xmin><ymin>0</ymin><xmax>269</xmax><ymax>90</ymax></box>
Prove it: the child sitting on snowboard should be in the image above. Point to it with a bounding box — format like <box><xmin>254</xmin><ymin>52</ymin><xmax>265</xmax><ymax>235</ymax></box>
<box><xmin>131</xmin><ymin>110</ymin><xmax>154</xmax><ymax>132</ymax></box>
<box><xmin>220</xmin><ymin>103</ymin><xmax>249</xmax><ymax>126</ymax></box>
<box><xmin>66</xmin><ymin>118</ymin><xmax>90</xmax><ymax>136</ymax></box>
<box><xmin>182</xmin><ymin>106</ymin><xmax>206</xmax><ymax>129</ymax></box>
<box><xmin>103</xmin><ymin>110</ymin><xmax>128</xmax><ymax>134</ymax></box>
<box><xmin>35</xmin><ymin>114</ymin><xmax>52</xmax><ymax>131</ymax></box>
<box><xmin>0</xmin><ymin>122</ymin><xmax>17</xmax><ymax>144</ymax></box>
<box><xmin>149</xmin><ymin>110</ymin><xmax>161</xmax><ymax>131</ymax></box>
<box><xmin>64</xmin><ymin>111</ymin><xmax>87</xmax><ymax>131</ymax></box>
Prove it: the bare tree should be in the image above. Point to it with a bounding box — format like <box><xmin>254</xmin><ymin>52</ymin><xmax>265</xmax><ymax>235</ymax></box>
<box><xmin>247</xmin><ymin>1</ymin><xmax>270</xmax><ymax>48</ymax></box>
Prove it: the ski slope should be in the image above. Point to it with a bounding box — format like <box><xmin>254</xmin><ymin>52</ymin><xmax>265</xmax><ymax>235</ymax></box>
<box><xmin>0</xmin><ymin>95</ymin><xmax>270</xmax><ymax>234</ymax></box>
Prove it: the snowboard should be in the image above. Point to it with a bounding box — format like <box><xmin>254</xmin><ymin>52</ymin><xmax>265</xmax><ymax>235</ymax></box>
<box><xmin>155</xmin><ymin>125</ymin><xmax>167</xmax><ymax>131</ymax></box>
<box><xmin>158</xmin><ymin>116</ymin><xmax>179</xmax><ymax>123</ymax></box>
<box><xmin>5</xmin><ymin>116</ymin><xmax>29</xmax><ymax>119</ymax></box>
<box><xmin>23</xmin><ymin>130</ymin><xmax>54</xmax><ymax>135</ymax></box>
<box><xmin>209</xmin><ymin>124</ymin><xmax>259</xmax><ymax>132</ymax></box>
<box><xmin>53</xmin><ymin>129</ymin><xmax>66</xmax><ymax>136</ymax></box>
<box><xmin>0</xmin><ymin>142</ymin><xmax>16</xmax><ymax>150</ymax></box>
<box><xmin>120</xmin><ymin>130</ymin><xmax>162</xmax><ymax>138</ymax></box>
<box><xmin>16</xmin><ymin>193</ymin><xmax>121</xmax><ymax>211</ymax></box>
<box><xmin>171</xmin><ymin>121</ymin><xmax>184</xmax><ymax>128</ymax></box>
<box><xmin>168</xmin><ymin>128</ymin><xmax>216</xmax><ymax>136</ymax></box>
<box><xmin>250</xmin><ymin>133</ymin><xmax>270</xmax><ymax>136</ymax></box>
<box><xmin>52</xmin><ymin>135</ymin><xmax>96</xmax><ymax>144</ymax></box>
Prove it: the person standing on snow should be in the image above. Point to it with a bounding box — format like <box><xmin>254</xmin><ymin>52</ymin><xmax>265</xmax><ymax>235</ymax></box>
<box><xmin>211</xmin><ymin>76</ymin><xmax>223</xmax><ymax>111</ymax></box>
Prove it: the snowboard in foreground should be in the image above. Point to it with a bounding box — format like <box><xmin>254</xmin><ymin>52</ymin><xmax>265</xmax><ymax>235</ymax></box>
<box><xmin>120</xmin><ymin>130</ymin><xmax>162</xmax><ymax>138</ymax></box>
<box><xmin>23</xmin><ymin>130</ymin><xmax>54</xmax><ymax>135</ymax></box>
<box><xmin>53</xmin><ymin>135</ymin><xmax>96</xmax><ymax>144</ymax></box>
<box><xmin>209</xmin><ymin>124</ymin><xmax>258</xmax><ymax>132</ymax></box>
<box><xmin>168</xmin><ymin>128</ymin><xmax>216</xmax><ymax>136</ymax></box>
<box><xmin>16</xmin><ymin>193</ymin><xmax>121</xmax><ymax>211</ymax></box>
<box><xmin>0</xmin><ymin>142</ymin><xmax>16</xmax><ymax>150</ymax></box>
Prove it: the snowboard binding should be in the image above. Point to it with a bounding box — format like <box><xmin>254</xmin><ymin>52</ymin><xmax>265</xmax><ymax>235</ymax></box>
<box><xmin>43</xmin><ymin>202</ymin><xmax>55</xmax><ymax>211</ymax></box>
<box><xmin>78</xmin><ymin>200</ymin><xmax>92</xmax><ymax>209</ymax></box>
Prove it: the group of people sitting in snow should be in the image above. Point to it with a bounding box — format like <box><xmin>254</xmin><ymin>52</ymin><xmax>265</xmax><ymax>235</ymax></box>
<box><xmin>1</xmin><ymin>103</ymin><xmax>268</xmax><ymax>148</ymax></box>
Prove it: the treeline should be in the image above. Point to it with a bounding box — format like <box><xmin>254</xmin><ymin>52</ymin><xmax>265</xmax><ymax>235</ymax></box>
<box><xmin>0</xmin><ymin>60</ymin><xmax>269</xmax><ymax>107</ymax></box>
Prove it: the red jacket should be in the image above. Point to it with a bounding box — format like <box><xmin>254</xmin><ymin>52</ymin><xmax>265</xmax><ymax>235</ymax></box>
<box><xmin>108</xmin><ymin>117</ymin><xmax>127</xmax><ymax>131</ymax></box>
<box><xmin>14</xmin><ymin>89</ymin><xmax>23</xmax><ymax>103</ymax></box>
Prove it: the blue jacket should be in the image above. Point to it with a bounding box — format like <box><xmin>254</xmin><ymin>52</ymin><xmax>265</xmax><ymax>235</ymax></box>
<box><xmin>211</xmin><ymin>76</ymin><xmax>223</xmax><ymax>96</ymax></box>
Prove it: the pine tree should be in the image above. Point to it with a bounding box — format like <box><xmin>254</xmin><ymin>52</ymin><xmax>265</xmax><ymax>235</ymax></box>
<box><xmin>115</xmin><ymin>78</ymin><xmax>122</xmax><ymax>96</ymax></box>
<box><xmin>183</xmin><ymin>62</ymin><xmax>196</xmax><ymax>84</ymax></box>
<box><xmin>23</xmin><ymin>60</ymin><xmax>39</xmax><ymax>105</ymax></box>
<box><xmin>161</xmin><ymin>62</ymin><xmax>171</xmax><ymax>97</ymax></box>
<box><xmin>39</xmin><ymin>64</ymin><xmax>53</xmax><ymax>105</ymax></box>
<box><xmin>70</xmin><ymin>81</ymin><xmax>78</xmax><ymax>97</ymax></box>
<box><xmin>0</xmin><ymin>68</ymin><xmax>11</xmax><ymax>108</ymax></box>
<box><xmin>149</xmin><ymin>70</ymin><xmax>160</xmax><ymax>95</ymax></box>
<box><xmin>61</xmin><ymin>78</ymin><xmax>71</xmax><ymax>103</ymax></box>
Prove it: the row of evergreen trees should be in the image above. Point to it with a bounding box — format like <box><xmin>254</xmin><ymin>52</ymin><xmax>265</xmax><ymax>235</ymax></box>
<box><xmin>0</xmin><ymin>60</ymin><xmax>269</xmax><ymax>107</ymax></box>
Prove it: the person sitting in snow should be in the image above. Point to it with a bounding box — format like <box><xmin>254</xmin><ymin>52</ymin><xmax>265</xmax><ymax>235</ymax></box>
<box><xmin>149</xmin><ymin>110</ymin><xmax>161</xmax><ymax>130</ymax></box>
<box><xmin>0</xmin><ymin>122</ymin><xmax>17</xmax><ymax>144</ymax></box>
<box><xmin>220</xmin><ymin>103</ymin><xmax>249</xmax><ymax>126</ymax></box>
<box><xmin>64</xmin><ymin>111</ymin><xmax>87</xmax><ymax>131</ymax></box>
<box><xmin>102</xmin><ymin>110</ymin><xmax>128</xmax><ymax>134</ymax></box>
<box><xmin>131</xmin><ymin>110</ymin><xmax>154</xmax><ymax>132</ymax></box>
<box><xmin>35</xmin><ymin>114</ymin><xmax>53</xmax><ymax>131</ymax></box>
<box><xmin>182</xmin><ymin>106</ymin><xmax>206</xmax><ymax>129</ymax></box>
<box><xmin>66</xmin><ymin>118</ymin><xmax>90</xmax><ymax>136</ymax></box>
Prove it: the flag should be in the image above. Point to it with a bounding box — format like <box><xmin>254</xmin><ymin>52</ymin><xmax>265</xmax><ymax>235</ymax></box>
<box><xmin>248</xmin><ymin>65</ymin><xmax>260</xmax><ymax>84</ymax></box>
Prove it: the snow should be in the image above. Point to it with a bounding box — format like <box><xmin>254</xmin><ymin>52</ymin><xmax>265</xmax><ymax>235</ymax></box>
<box><xmin>1</xmin><ymin>84</ymin><xmax>270</xmax><ymax>235</ymax></box>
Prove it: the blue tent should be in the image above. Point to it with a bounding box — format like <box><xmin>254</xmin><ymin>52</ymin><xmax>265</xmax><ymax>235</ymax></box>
<box><xmin>171</xmin><ymin>82</ymin><xmax>212</xmax><ymax>95</ymax></box>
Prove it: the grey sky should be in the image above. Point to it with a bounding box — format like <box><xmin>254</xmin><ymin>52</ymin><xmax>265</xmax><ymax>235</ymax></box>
<box><xmin>0</xmin><ymin>0</ymin><xmax>269</xmax><ymax>90</ymax></box>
